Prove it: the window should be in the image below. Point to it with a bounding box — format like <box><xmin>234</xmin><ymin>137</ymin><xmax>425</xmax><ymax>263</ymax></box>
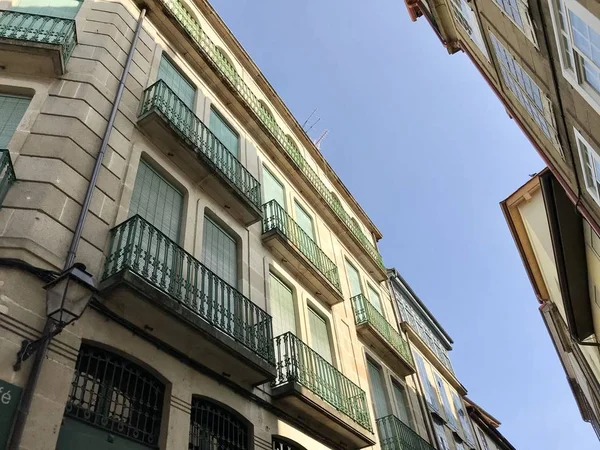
<box><xmin>210</xmin><ymin>108</ymin><xmax>240</xmax><ymax>158</ymax></box>
<box><xmin>307</xmin><ymin>307</ymin><xmax>333</xmax><ymax>363</ymax></box>
<box><xmin>158</xmin><ymin>55</ymin><xmax>195</xmax><ymax>110</ymax></box>
<box><xmin>452</xmin><ymin>391</ymin><xmax>475</xmax><ymax>444</ymax></box>
<box><xmin>414</xmin><ymin>353</ymin><xmax>441</xmax><ymax>413</ymax></box>
<box><xmin>262</xmin><ymin>166</ymin><xmax>286</xmax><ymax>207</ymax></box>
<box><xmin>455</xmin><ymin>440</ymin><xmax>466</xmax><ymax>450</ymax></box>
<box><xmin>11</xmin><ymin>0</ymin><xmax>82</xmax><ymax>19</ymax></box>
<box><xmin>392</xmin><ymin>382</ymin><xmax>413</xmax><ymax>427</ymax></box>
<box><xmin>575</xmin><ymin>128</ymin><xmax>600</xmax><ymax>205</ymax></box>
<box><xmin>492</xmin><ymin>0</ymin><xmax>537</xmax><ymax>44</ymax></box>
<box><xmin>478</xmin><ymin>428</ymin><xmax>491</xmax><ymax>450</ymax></box>
<box><xmin>434</xmin><ymin>373</ymin><xmax>459</xmax><ymax>430</ymax></box>
<box><xmin>269</xmin><ymin>273</ymin><xmax>296</xmax><ymax>337</ymax></box>
<box><xmin>129</xmin><ymin>160</ymin><xmax>183</xmax><ymax>242</ymax></box>
<box><xmin>0</xmin><ymin>94</ymin><xmax>30</xmax><ymax>149</ymax></box>
<box><xmin>367</xmin><ymin>284</ymin><xmax>384</xmax><ymax>315</ymax></box>
<box><xmin>202</xmin><ymin>216</ymin><xmax>237</xmax><ymax>288</ymax></box>
<box><xmin>490</xmin><ymin>34</ymin><xmax>561</xmax><ymax>149</ymax></box>
<box><xmin>551</xmin><ymin>0</ymin><xmax>600</xmax><ymax>111</ymax></box>
<box><xmin>294</xmin><ymin>201</ymin><xmax>316</xmax><ymax>241</ymax></box>
<box><xmin>66</xmin><ymin>344</ymin><xmax>164</xmax><ymax>446</ymax></box>
<box><xmin>345</xmin><ymin>260</ymin><xmax>363</xmax><ymax>298</ymax></box>
<box><xmin>367</xmin><ymin>360</ymin><xmax>390</xmax><ymax>419</ymax></box>
<box><xmin>189</xmin><ymin>398</ymin><xmax>249</xmax><ymax>450</ymax></box>
<box><xmin>273</xmin><ymin>437</ymin><xmax>305</xmax><ymax>450</ymax></box>
<box><xmin>449</xmin><ymin>0</ymin><xmax>489</xmax><ymax>57</ymax></box>
<box><xmin>433</xmin><ymin>420</ymin><xmax>451</xmax><ymax>450</ymax></box>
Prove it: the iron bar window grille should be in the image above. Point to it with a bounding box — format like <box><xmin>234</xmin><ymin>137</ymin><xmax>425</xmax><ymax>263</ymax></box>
<box><xmin>65</xmin><ymin>344</ymin><xmax>164</xmax><ymax>446</ymax></box>
<box><xmin>189</xmin><ymin>397</ymin><xmax>249</xmax><ymax>450</ymax></box>
<box><xmin>272</xmin><ymin>437</ymin><xmax>306</xmax><ymax>450</ymax></box>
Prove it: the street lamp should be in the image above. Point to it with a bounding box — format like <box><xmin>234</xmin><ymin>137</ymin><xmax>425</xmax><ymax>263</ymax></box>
<box><xmin>14</xmin><ymin>263</ymin><xmax>97</xmax><ymax>371</ymax></box>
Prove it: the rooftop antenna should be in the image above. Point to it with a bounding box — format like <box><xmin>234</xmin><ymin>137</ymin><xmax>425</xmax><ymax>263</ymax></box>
<box><xmin>314</xmin><ymin>130</ymin><xmax>329</xmax><ymax>150</ymax></box>
<box><xmin>302</xmin><ymin>108</ymin><xmax>318</xmax><ymax>129</ymax></box>
<box><xmin>305</xmin><ymin>117</ymin><xmax>321</xmax><ymax>134</ymax></box>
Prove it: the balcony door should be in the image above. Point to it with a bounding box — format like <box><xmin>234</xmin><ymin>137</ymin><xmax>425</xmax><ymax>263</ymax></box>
<box><xmin>294</xmin><ymin>201</ymin><xmax>315</xmax><ymax>241</ymax></box>
<box><xmin>366</xmin><ymin>360</ymin><xmax>390</xmax><ymax>420</ymax></box>
<box><xmin>368</xmin><ymin>284</ymin><xmax>384</xmax><ymax>315</ymax></box>
<box><xmin>346</xmin><ymin>261</ymin><xmax>362</xmax><ymax>298</ymax></box>
<box><xmin>262</xmin><ymin>166</ymin><xmax>285</xmax><ymax>207</ymax></box>
<box><xmin>157</xmin><ymin>56</ymin><xmax>195</xmax><ymax>134</ymax></box>
<box><xmin>391</xmin><ymin>382</ymin><xmax>412</xmax><ymax>428</ymax></box>
<box><xmin>269</xmin><ymin>274</ymin><xmax>296</xmax><ymax>337</ymax></box>
<box><xmin>11</xmin><ymin>0</ymin><xmax>82</xmax><ymax>19</ymax></box>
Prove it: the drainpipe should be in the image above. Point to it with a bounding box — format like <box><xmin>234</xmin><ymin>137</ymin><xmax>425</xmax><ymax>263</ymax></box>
<box><xmin>7</xmin><ymin>8</ymin><xmax>147</xmax><ymax>450</ymax></box>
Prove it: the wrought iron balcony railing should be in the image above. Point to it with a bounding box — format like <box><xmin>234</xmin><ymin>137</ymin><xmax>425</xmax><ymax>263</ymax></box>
<box><xmin>273</xmin><ymin>332</ymin><xmax>372</xmax><ymax>432</ymax></box>
<box><xmin>377</xmin><ymin>415</ymin><xmax>435</xmax><ymax>450</ymax></box>
<box><xmin>0</xmin><ymin>10</ymin><xmax>77</xmax><ymax>63</ymax></box>
<box><xmin>155</xmin><ymin>0</ymin><xmax>384</xmax><ymax>273</ymax></box>
<box><xmin>139</xmin><ymin>80</ymin><xmax>262</xmax><ymax>209</ymax></box>
<box><xmin>0</xmin><ymin>149</ymin><xmax>16</xmax><ymax>206</ymax></box>
<box><xmin>102</xmin><ymin>215</ymin><xmax>275</xmax><ymax>365</ymax></box>
<box><xmin>262</xmin><ymin>200</ymin><xmax>342</xmax><ymax>292</ymax></box>
<box><xmin>352</xmin><ymin>294</ymin><xmax>413</xmax><ymax>366</ymax></box>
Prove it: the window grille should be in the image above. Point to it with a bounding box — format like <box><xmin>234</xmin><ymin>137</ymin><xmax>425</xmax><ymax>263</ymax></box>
<box><xmin>189</xmin><ymin>398</ymin><xmax>249</xmax><ymax>450</ymax></box>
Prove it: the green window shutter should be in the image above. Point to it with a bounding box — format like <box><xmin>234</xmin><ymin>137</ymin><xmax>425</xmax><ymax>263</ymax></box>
<box><xmin>209</xmin><ymin>109</ymin><xmax>239</xmax><ymax>158</ymax></box>
<box><xmin>368</xmin><ymin>285</ymin><xmax>384</xmax><ymax>315</ymax></box>
<box><xmin>12</xmin><ymin>0</ymin><xmax>82</xmax><ymax>19</ymax></box>
<box><xmin>0</xmin><ymin>95</ymin><xmax>30</xmax><ymax>149</ymax></box>
<box><xmin>129</xmin><ymin>160</ymin><xmax>183</xmax><ymax>243</ymax></box>
<box><xmin>345</xmin><ymin>261</ymin><xmax>362</xmax><ymax>297</ymax></box>
<box><xmin>202</xmin><ymin>217</ymin><xmax>237</xmax><ymax>288</ymax></box>
<box><xmin>392</xmin><ymin>383</ymin><xmax>412</xmax><ymax>427</ymax></box>
<box><xmin>294</xmin><ymin>201</ymin><xmax>315</xmax><ymax>241</ymax></box>
<box><xmin>262</xmin><ymin>166</ymin><xmax>285</xmax><ymax>207</ymax></box>
<box><xmin>307</xmin><ymin>307</ymin><xmax>332</xmax><ymax>363</ymax></box>
<box><xmin>158</xmin><ymin>56</ymin><xmax>195</xmax><ymax>110</ymax></box>
<box><xmin>366</xmin><ymin>360</ymin><xmax>389</xmax><ymax>419</ymax></box>
<box><xmin>269</xmin><ymin>274</ymin><xmax>296</xmax><ymax>337</ymax></box>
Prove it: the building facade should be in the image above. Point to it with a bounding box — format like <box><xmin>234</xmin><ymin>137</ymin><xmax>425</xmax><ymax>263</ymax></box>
<box><xmin>502</xmin><ymin>170</ymin><xmax>600</xmax><ymax>440</ymax></box>
<box><xmin>465</xmin><ymin>399</ymin><xmax>516</xmax><ymax>450</ymax></box>
<box><xmin>403</xmin><ymin>0</ymin><xmax>600</xmax><ymax>241</ymax></box>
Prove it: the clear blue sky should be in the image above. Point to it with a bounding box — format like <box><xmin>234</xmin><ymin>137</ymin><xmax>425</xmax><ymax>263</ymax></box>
<box><xmin>210</xmin><ymin>1</ymin><xmax>597</xmax><ymax>448</ymax></box>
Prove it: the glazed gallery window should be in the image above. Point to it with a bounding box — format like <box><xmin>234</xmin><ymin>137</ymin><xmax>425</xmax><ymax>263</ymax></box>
<box><xmin>490</xmin><ymin>34</ymin><xmax>561</xmax><ymax>150</ymax></box>
<box><xmin>491</xmin><ymin>0</ymin><xmax>537</xmax><ymax>45</ymax></box>
<box><xmin>448</xmin><ymin>0</ymin><xmax>489</xmax><ymax>58</ymax></box>
<box><xmin>575</xmin><ymin>128</ymin><xmax>600</xmax><ymax>206</ymax></box>
<box><xmin>550</xmin><ymin>0</ymin><xmax>600</xmax><ymax>113</ymax></box>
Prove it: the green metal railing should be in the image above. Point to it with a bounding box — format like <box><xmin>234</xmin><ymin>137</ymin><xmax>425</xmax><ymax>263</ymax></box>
<box><xmin>273</xmin><ymin>332</ymin><xmax>372</xmax><ymax>431</ymax></box>
<box><xmin>139</xmin><ymin>80</ymin><xmax>262</xmax><ymax>209</ymax></box>
<box><xmin>352</xmin><ymin>294</ymin><xmax>413</xmax><ymax>366</ymax></box>
<box><xmin>155</xmin><ymin>0</ymin><xmax>384</xmax><ymax>272</ymax></box>
<box><xmin>377</xmin><ymin>415</ymin><xmax>435</xmax><ymax>450</ymax></box>
<box><xmin>262</xmin><ymin>200</ymin><xmax>341</xmax><ymax>293</ymax></box>
<box><xmin>0</xmin><ymin>10</ymin><xmax>77</xmax><ymax>63</ymax></box>
<box><xmin>102</xmin><ymin>215</ymin><xmax>275</xmax><ymax>365</ymax></box>
<box><xmin>0</xmin><ymin>150</ymin><xmax>16</xmax><ymax>206</ymax></box>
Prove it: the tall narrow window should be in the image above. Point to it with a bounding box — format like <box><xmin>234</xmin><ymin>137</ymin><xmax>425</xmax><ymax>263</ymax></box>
<box><xmin>269</xmin><ymin>274</ymin><xmax>296</xmax><ymax>337</ymax></box>
<box><xmin>452</xmin><ymin>391</ymin><xmax>475</xmax><ymax>444</ymax></box>
<box><xmin>434</xmin><ymin>373</ymin><xmax>459</xmax><ymax>430</ymax></box>
<box><xmin>568</xmin><ymin>6</ymin><xmax>600</xmax><ymax>94</ymax></box>
<box><xmin>346</xmin><ymin>261</ymin><xmax>363</xmax><ymax>297</ymax></box>
<box><xmin>294</xmin><ymin>201</ymin><xmax>316</xmax><ymax>241</ymax></box>
<box><xmin>414</xmin><ymin>353</ymin><xmax>441</xmax><ymax>413</ymax></box>
<box><xmin>210</xmin><ymin>109</ymin><xmax>240</xmax><ymax>158</ymax></box>
<box><xmin>367</xmin><ymin>285</ymin><xmax>384</xmax><ymax>315</ymax></box>
<box><xmin>455</xmin><ymin>440</ymin><xmax>466</xmax><ymax>450</ymax></box>
<box><xmin>449</xmin><ymin>0</ymin><xmax>489</xmax><ymax>57</ymax></box>
<box><xmin>478</xmin><ymin>428</ymin><xmax>491</xmax><ymax>450</ymax></box>
<box><xmin>11</xmin><ymin>0</ymin><xmax>83</xmax><ymax>19</ymax></box>
<box><xmin>0</xmin><ymin>94</ymin><xmax>30</xmax><ymax>149</ymax></box>
<box><xmin>307</xmin><ymin>307</ymin><xmax>332</xmax><ymax>363</ymax></box>
<box><xmin>392</xmin><ymin>382</ymin><xmax>413</xmax><ymax>427</ymax></box>
<box><xmin>575</xmin><ymin>128</ymin><xmax>600</xmax><ymax>206</ymax></box>
<box><xmin>367</xmin><ymin>360</ymin><xmax>390</xmax><ymax>419</ymax></box>
<box><xmin>158</xmin><ymin>55</ymin><xmax>196</xmax><ymax>110</ymax></box>
<box><xmin>491</xmin><ymin>0</ymin><xmax>537</xmax><ymax>44</ymax></box>
<box><xmin>433</xmin><ymin>420</ymin><xmax>451</xmax><ymax>450</ymax></box>
<box><xmin>262</xmin><ymin>166</ymin><xmax>286</xmax><ymax>207</ymax></box>
<box><xmin>202</xmin><ymin>217</ymin><xmax>237</xmax><ymax>288</ymax></box>
<box><xmin>490</xmin><ymin>34</ymin><xmax>561</xmax><ymax>149</ymax></box>
<box><xmin>129</xmin><ymin>160</ymin><xmax>183</xmax><ymax>242</ymax></box>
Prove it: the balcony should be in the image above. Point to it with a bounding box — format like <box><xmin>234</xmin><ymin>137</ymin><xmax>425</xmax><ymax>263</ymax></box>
<box><xmin>0</xmin><ymin>10</ymin><xmax>76</xmax><ymax>75</ymax></box>
<box><xmin>135</xmin><ymin>0</ymin><xmax>387</xmax><ymax>280</ymax></box>
<box><xmin>262</xmin><ymin>200</ymin><xmax>343</xmax><ymax>305</ymax></box>
<box><xmin>0</xmin><ymin>150</ymin><xmax>16</xmax><ymax>206</ymax></box>
<box><xmin>138</xmin><ymin>80</ymin><xmax>262</xmax><ymax>225</ymax></box>
<box><xmin>100</xmin><ymin>215</ymin><xmax>276</xmax><ymax>386</ymax></box>
<box><xmin>352</xmin><ymin>295</ymin><xmax>415</xmax><ymax>376</ymax></box>
<box><xmin>377</xmin><ymin>415</ymin><xmax>435</xmax><ymax>450</ymax></box>
<box><xmin>272</xmin><ymin>332</ymin><xmax>375</xmax><ymax>449</ymax></box>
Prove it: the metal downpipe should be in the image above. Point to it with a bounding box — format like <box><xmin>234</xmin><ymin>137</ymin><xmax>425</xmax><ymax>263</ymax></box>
<box><xmin>7</xmin><ymin>8</ymin><xmax>147</xmax><ymax>450</ymax></box>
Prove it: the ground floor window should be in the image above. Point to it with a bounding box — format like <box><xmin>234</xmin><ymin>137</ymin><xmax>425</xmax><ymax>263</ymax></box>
<box><xmin>189</xmin><ymin>397</ymin><xmax>250</xmax><ymax>450</ymax></box>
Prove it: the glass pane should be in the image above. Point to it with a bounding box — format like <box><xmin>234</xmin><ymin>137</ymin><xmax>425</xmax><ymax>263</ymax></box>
<box><xmin>270</xmin><ymin>274</ymin><xmax>296</xmax><ymax>337</ymax></box>
<box><xmin>0</xmin><ymin>95</ymin><xmax>30</xmax><ymax>148</ymax></box>
<box><xmin>368</xmin><ymin>285</ymin><xmax>384</xmax><ymax>315</ymax></box>
<box><xmin>569</xmin><ymin>10</ymin><xmax>600</xmax><ymax>66</ymax></box>
<box><xmin>367</xmin><ymin>361</ymin><xmax>390</xmax><ymax>419</ymax></box>
<box><xmin>210</xmin><ymin>109</ymin><xmax>239</xmax><ymax>158</ymax></box>
<box><xmin>392</xmin><ymin>383</ymin><xmax>412</xmax><ymax>427</ymax></box>
<box><xmin>262</xmin><ymin>167</ymin><xmax>285</xmax><ymax>206</ymax></box>
<box><xmin>307</xmin><ymin>307</ymin><xmax>332</xmax><ymax>363</ymax></box>
<box><xmin>294</xmin><ymin>201</ymin><xmax>315</xmax><ymax>241</ymax></box>
<box><xmin>345</xmin><ymin>261</ymin><xmax>362</xmax><ymax>297</ymax></box>
<box><xmin>158</xmin><ymin>56</ymin><xmax>196</xmax><ymax>110</ymax></box>
<box><xmin>202</xmin><ymin>217</ymin><xmax>237</xmax><ymax>288</ymax></box>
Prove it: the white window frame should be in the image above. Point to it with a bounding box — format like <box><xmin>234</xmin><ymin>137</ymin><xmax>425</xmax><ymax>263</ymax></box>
<box><xmin>449</xmin><ymin>0</ymin><xmax>490</xmax><ymax>59</ymax></box>
<box><xmin>548</xmin><ymin>0</ymin><xmax>600</xmax><ymax>114</ymax></box>
<box><xmin>575</xmin><ymin>127</ymin><xmax>600</xmax><ymax>206</ymax></box>
<box><xmin>490</xmin><ymin>33</ymin><xmax>562</xmax><ymax>153</ymax></box>
<box><xmin>491</xmin><ymin>0</ymin><xmax>538</xmax><ymax>46</ymax></box>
